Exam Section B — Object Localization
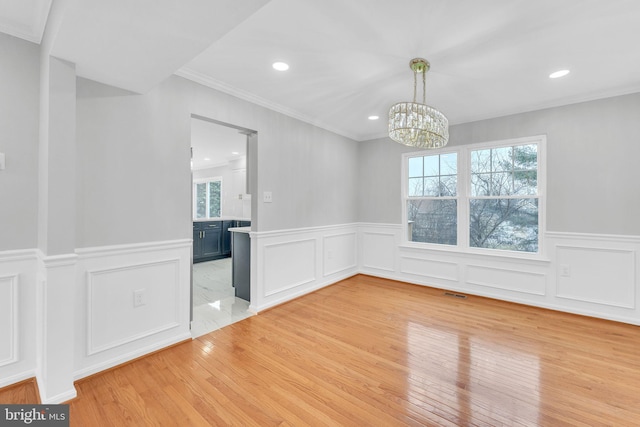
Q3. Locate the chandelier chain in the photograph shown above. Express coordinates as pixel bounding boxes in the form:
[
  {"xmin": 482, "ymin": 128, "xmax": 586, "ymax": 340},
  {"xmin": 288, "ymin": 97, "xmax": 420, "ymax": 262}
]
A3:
[
  {"xmin": 422, "ymin": 67, "xmax": 426, "ymax": 104},
  {"xmin": 413, "ymin": 68, "xmax": 418, "ymax": 104}
]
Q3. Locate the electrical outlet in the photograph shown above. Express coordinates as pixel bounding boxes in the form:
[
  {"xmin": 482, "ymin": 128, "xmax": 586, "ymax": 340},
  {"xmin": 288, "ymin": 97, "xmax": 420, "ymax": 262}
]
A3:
[
  {"xmin": 133, "ymin": 289, "xmax": 146, "ymax": 307},
  {"xmin": 263, "ymin": 191, "xmax": 273, "ymax": 203},
  {"xmin": 560, "ymin": 265, "xmax": 571, "ymax": 277}
]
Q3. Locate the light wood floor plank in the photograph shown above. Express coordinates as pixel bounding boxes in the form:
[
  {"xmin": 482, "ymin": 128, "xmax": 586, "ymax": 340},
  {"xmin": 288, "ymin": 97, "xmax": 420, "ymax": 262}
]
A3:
[{"xmin": 2, "ymin": 274, "xmax": 640, "ymax": 426}]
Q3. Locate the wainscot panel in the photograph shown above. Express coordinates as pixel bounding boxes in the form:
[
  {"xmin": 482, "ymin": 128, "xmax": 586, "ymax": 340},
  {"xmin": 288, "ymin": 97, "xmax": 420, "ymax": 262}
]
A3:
[
  {"xmin": 74, "ymin": 240, "xmax": 192, "ymax": 380},
  {"xmin": 263, "ymin": 239, "xmax": 316, "ymax": 297},
  {"xmin": 0, "ymin": 250, "xmax": 37, "ymax": 389},
  {"xmin": 323, "ymin": 232, "xmax": 357, "ymax": 277},
  {"xmin": 555, "ymin": 245, "xmax": 635, "ymax": 308},
  {"xmin": 252, "ymin": 224, "xmax": 359, "ymax": 312},
  {"xmin": 359, "ymin": 225, "xmax": 400, "ymax": 273},
  {"xmin": 547, "ymin": 233, "xmax": 640, "ymax": 324},
  {"xmin": 0, "ymin": 275, "xmax": 18, "ymax": 367},
  {"xmin": 400, "ymin": 256, "xmax": 459, "ymax": 283},
  {"xmin": 466, "ymin": 264, "xmax": 546, "ymax": 296},
  {"xmin": 87, "ymin": 259, "xmax": 181, "ymax": 355}
]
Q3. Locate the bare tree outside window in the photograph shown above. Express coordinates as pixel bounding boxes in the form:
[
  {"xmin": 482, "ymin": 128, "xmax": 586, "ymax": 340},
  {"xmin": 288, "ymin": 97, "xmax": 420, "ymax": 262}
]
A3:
[
  {"xmin": 407, "ymin": 153, "xmax": 457, "ymax": 245},
  {"xmin": 405, "ymin": 141, "xmax": 540, "ymax": 253},
  {"xmin": 469, "ymin": 144, "xmax": 538, "ymax": 252}
]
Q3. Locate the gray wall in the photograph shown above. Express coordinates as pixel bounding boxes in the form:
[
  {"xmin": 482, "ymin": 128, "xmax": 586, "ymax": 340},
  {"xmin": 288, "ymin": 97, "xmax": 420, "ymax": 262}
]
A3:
[
  {"xmin": 0, "ymin": 34, "xmax": 40, "ymax": 251},
  {"xmin": 358, "ymin": 92, "xmax": 640, "ymax": 236},
  {"xmin": 76, "ymin": 75, "xmax": 359, "ymax": 248}
]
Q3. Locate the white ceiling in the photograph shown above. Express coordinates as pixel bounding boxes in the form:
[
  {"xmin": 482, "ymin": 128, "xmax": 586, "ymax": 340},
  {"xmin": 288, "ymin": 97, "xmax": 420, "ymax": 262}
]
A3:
[
  {"xmin": 0, "ymin": 0, "xmax": 51, "ymax": 43},
  {"xmin": 3, "ymin": 0, "xmax": 640, "ymax": 141},
  {"xmin": 191, "ymin": 118, "xmax": 247, "ymax": 170}
]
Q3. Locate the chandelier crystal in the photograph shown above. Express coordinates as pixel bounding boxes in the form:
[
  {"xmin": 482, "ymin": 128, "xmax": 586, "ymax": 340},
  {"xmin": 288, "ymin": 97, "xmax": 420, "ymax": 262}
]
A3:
[{"xmin": 388, "ymin": 58, "xmax": 449, "ymax": 149}]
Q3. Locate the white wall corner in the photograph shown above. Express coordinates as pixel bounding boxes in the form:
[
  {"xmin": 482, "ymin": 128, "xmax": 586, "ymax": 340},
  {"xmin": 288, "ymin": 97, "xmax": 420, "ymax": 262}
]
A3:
[{"xmin": 36, "ymin": 251, "xmax": 78, "ymax": 403}]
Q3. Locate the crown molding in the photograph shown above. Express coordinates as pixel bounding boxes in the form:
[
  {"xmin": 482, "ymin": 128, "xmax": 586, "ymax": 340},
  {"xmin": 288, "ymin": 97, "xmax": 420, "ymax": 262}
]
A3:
[{"xmin": 174, "ymin": 67, "xmax": 361, "ymax": 142}]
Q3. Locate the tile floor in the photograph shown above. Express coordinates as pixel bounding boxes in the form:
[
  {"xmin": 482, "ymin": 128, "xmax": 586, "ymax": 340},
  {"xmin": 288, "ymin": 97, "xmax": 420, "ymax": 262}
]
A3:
[{"xmin": 191, "ymin": 258, "xmax": 253, "ymax": 338}]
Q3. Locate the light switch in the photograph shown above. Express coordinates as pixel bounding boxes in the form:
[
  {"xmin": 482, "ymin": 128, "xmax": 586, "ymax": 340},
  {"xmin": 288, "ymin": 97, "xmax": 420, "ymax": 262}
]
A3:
[
  {"xmin": 0, "ymin": 153, "xmax": 5, "ymax": 170},
  {"xmin": 263, "ymin": 191, "xmax": 273, "ymax": 203}
]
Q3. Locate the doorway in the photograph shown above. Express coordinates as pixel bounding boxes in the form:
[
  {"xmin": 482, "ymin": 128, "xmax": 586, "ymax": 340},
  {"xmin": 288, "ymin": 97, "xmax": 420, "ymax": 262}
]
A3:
[{"xmin": 190, "ymin": 115, "xmax": 254, "ymax": 338}]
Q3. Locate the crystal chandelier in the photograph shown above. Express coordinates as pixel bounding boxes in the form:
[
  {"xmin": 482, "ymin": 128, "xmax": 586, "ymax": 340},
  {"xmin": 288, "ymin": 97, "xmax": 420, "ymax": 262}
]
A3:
[{"xmin": 388, "ymin": 58, "xmax": 449, "ymax": 149}]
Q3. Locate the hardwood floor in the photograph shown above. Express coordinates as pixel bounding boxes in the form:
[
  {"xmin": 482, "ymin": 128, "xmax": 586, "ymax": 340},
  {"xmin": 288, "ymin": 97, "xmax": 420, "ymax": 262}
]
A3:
[{"xmin": 3, "ymin": 274, "xmax": 640, "ymax": 426}]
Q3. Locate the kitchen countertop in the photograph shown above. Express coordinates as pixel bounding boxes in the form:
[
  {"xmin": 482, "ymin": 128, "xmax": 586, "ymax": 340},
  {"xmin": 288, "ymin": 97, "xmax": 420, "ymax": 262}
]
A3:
[
  {"xmin": 193, "ymin": 217, "xmax": 251, "ymax": 222},
  {"xmin": 228, "ymin": 226, "xmax": 251, "ymax": 233}
]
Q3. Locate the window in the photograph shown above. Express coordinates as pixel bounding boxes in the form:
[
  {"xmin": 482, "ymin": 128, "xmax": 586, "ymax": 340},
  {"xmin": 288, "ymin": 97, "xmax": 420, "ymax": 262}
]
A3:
[
  {"xmin": 470, "ymin": 143, "xmax": 539, "ymax": 252},
  {"xmin": 403, "ymin": 136, "xmax": 544, "ymax": 255},
  {"xmin": 406, "ymin": 152, "xmax": 458, "ymax": 245},
  {"xmin": 194, "ymin": 178, "xmax": 222, "ymax": 219}
]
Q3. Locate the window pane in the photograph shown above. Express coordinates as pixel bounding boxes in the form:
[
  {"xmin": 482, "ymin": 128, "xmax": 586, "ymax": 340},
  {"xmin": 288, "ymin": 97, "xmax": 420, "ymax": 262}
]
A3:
[
  {"xmin": 424, "ymin": 155, "xmax": 439, "ymax": 176},
  {"xmin": 440, "ymin": 175, "xmax": 457, "ymax": 197},
  {"xmin": 471, "ymin": 173, "xmax": 491, "ymax": 196},
  {"xmin": 408, "ymin": 157, "xmax": 423, "ymax": 178},
  {"xmin": 514, "ymin": 144, "xmax": 537, "ymax": 170},
  {"xmin": 514, "ymin": 170, "xmax": 537, "ymax": 195},
  {"xmin": 469, "ymin": 198, "xmax": 538, "ymax": 252},
  {"xmin": 423, "ymin": 177, "xmax": 439, "ymax": 196},
  {"xmin": 408, "ymin": 178, "xmax": 423, "ymax": 197},
  {"xmin": 408, "ymin": 199, "xmax": 457, "ymax": 245},
  {"xmin": 440, "ymin": 153, "xmax": 457, "ymax": 175},
  {"xmin": 491, "ymin": 172, "xmax": 513, "ymax": 195},
  {"xmin": 195, "ymin": 183, "xmax": 207, "ymax": 219},
  {"xmin": 208, "ymin": 181, "xmax": 221, "ymax": 218},
  {"xmin": 471, "ymin": 149, "xmax": 491, "ymax": 173},
  {"xmin": 492, "ymin": 146, "xmax": 513, "ymax": 172}
]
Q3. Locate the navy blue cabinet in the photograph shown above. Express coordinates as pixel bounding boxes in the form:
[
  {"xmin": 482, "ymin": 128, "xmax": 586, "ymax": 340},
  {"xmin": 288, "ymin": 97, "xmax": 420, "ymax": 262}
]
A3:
[
  {"xmin": 231, "ymin": 230, "xmax": 251, "ymax": 302},
  {"xmin": 193, "ymin": 220, "xmax": 249, "ymax": 263},
  {"xmin": 193, "ymin": 221, "xmax": 223, "ymax": 262}
]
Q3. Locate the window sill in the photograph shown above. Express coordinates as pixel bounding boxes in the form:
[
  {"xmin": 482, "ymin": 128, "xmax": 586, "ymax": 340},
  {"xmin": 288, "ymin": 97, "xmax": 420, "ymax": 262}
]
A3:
[{"xmin": 399, "ymin": 242, "xmax": 551, "ymax": 264}]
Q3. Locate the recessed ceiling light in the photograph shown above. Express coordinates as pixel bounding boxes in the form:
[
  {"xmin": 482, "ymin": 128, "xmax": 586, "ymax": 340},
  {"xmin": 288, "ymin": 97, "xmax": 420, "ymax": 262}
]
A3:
[
  {"xmin": 272, "ymin": 62, "xmax": 289, "ymax": 71},
  {"xmin": 368, "ymin": 115, "xmax": 379, "ymax": 120},
  {"xmin": 204, "ymin": 157, "xmax": 210, "ymax": 161},
  {"xmin": 549, "ymin": 69, "xmax": 570, "ymax": 79},
  {"xmin": 231, "ymin": 151, "xmax": 239, "ymax": 155}
]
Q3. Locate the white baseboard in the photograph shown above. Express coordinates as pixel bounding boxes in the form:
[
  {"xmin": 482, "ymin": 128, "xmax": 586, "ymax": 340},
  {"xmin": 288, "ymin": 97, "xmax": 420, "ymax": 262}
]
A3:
[
  {"xmin": 0, "ymin": 370, "xmax": 36, "ymax": 389},
  {"xmin": 358, "ymin": 223, "xmax": 640, "ymax": 326},
  {"xmin": 73, "ymin": 332, "xmax": 192, "ymax": 381}
]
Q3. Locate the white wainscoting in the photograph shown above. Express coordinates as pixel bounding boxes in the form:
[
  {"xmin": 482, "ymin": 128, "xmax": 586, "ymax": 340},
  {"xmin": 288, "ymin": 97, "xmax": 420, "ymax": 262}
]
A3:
[
  {"xmin": 87, "ymin": 259, "xmax": 182, "ymax": 355},
  {"xmin": 358, "ymin": 224, "xmax": 640, "ymax": 326},
  {"xmin": 252, "ymin": 224, "xmax": 359, "ymax": 311},
  {"xmin": 0, "ymin": 274, "xmax": 18, "ymax": 367},
  {"xmin": 263, "ymin": 238, "xmax": 317, "ymax": 297},
  {"xmin": 547, "ymin": 233, "xmax": 640, "ymax": 324},
  {"xmin": 555, "ymin": 245, "xmax": 635, "ymax": 308},
  {"xmin": 323, "ymin": 232, "xmax": 357, "ymax": 277},
  {"xmin": 0, "ymin": 250, "xmax": 38, "ymax": 388},
  {"xmin": 465, "ymin": 264, "xmax": 546, "ymax": 296},
  {"xmin": 359, "ymin": 224, "xmax": 399, "ymax": 273},
  {"xmin": 74, "ymin": 240, "xmax": 192, "ymax": 380}
]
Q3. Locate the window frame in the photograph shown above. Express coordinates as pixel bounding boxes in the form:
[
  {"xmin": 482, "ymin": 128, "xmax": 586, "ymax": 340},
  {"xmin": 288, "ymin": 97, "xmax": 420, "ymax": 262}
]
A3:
[
  {"xmin": 404, "ymin": 149, "xmax": 460, "ymax": 247},
  {"xmin": 401, "ymin": 135, "xmax": 546, "ymax": 259},
  {"xmin": 193, "ymin": 176, "xmax": 223, "ymax": 220}
]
